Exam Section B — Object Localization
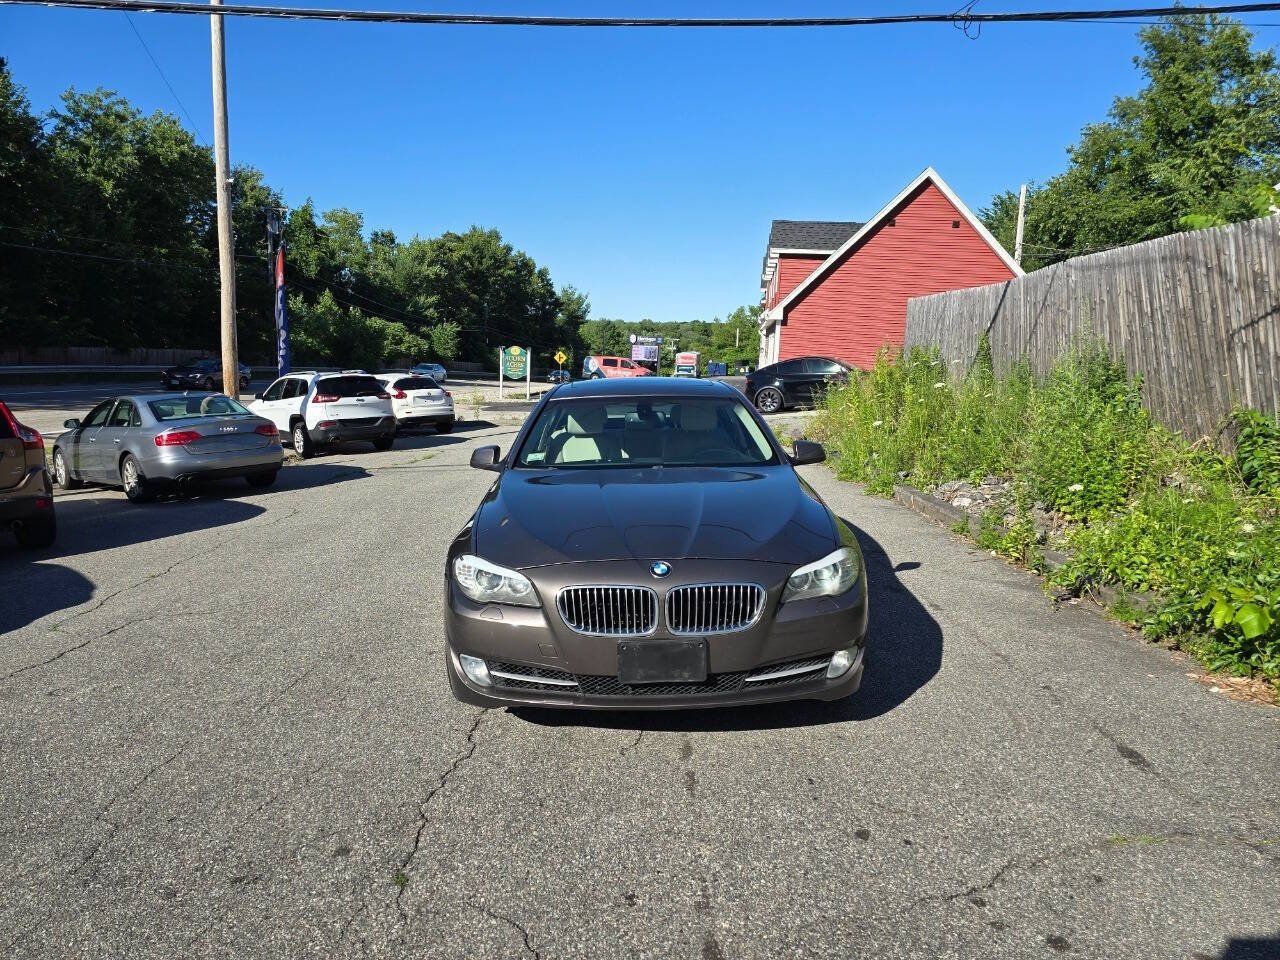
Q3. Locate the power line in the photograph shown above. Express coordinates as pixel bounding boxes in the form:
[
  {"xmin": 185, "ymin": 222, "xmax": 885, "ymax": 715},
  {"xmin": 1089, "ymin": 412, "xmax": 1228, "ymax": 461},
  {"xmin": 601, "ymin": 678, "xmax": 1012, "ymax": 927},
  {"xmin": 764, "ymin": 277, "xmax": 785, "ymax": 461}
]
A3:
[
  {"xmin": 5, "ymin": 0, "xmax": 1280, "ymax": 28},
  {"xmin": 121, "ymin": 12, "xmax": 209, "ymax": 143}
]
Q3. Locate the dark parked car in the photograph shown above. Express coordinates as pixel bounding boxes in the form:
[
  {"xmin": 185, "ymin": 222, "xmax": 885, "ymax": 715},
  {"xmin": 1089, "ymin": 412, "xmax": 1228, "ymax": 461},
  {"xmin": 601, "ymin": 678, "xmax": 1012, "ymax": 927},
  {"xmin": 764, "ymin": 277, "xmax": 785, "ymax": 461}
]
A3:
[
  {"xmin": 0, "ymin": 400, "xmax": 56, "ymax": 548},
  {"xmin": 443, "ymin": 377, "xmax": 868, "ymax": 709},
  {"xmin": 547, "ymin": 369, "xmax": 572, "ymax": 384},
  {"xmin": 161, "ymin": 357, "xmax": 252, "ymax": 393},
  {"xmin": 745, "ymin": 356, "xmax": 851, "ymax": 413}
]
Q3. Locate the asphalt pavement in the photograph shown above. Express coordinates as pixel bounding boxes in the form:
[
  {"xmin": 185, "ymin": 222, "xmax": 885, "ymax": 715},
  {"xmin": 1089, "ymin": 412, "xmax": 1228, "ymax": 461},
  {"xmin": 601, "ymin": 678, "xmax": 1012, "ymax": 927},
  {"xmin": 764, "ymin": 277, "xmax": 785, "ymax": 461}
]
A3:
[{"xmin": 1, "ymin": 411, "xmax": 1277, "ymax": 959}]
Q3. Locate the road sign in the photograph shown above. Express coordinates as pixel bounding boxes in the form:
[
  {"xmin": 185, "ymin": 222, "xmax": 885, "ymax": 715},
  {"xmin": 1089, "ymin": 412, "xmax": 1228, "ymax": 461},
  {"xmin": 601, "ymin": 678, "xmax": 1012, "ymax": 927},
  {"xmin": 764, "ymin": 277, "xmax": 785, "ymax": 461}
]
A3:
[
  {"xmin": 554, "ymin": 350, "xmax": 567, "ymax": 366},
  {"xmin": 501, "ymin": 346, "xmax": 528, "ymax": 380}
]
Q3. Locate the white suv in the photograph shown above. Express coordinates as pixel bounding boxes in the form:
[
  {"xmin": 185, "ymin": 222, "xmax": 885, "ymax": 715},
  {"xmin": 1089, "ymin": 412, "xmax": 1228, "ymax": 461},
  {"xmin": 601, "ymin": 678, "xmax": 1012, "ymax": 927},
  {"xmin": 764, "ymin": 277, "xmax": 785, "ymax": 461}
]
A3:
[
  {"xmin": 375, "ymin": 373, "xmax": 455, "ymax": 433},
  {"xmin": 249, "ymin": 371, "xmax": 396, "ymax": 458}
]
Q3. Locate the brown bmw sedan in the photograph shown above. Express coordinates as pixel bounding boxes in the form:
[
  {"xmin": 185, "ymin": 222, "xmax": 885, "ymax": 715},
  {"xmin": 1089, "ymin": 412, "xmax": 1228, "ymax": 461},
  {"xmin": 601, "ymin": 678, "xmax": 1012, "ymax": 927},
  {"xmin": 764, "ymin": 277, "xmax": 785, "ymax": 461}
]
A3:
[{"xmin": 444, "ymin": 377, "xmax": 868, "ymax": 709}]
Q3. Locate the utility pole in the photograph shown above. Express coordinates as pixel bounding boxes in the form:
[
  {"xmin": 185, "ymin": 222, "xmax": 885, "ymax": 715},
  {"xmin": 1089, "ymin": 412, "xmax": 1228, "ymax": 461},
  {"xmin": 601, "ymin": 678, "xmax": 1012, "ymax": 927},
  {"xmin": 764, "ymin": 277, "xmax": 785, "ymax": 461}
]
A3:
[
  {"xmin": 211, "ymin": 0, "xmax": 239, "ymax": 398},
  {"xmin": 1013, "ymin": 183, "xmax": 1027, "ymax": 267}
]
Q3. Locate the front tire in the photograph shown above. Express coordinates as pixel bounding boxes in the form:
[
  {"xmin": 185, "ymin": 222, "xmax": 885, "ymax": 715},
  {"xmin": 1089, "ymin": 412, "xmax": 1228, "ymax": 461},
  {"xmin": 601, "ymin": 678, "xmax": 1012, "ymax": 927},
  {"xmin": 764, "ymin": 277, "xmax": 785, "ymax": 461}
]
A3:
[
  {"xmin": 292, "ymin": 422, "xmax": 315, "ymax": 459},
  {"xmin": 53, "ymin": 448, "xmax": 81, "ymax": 490},
  {"xmin": 373, "ymin": 435, "xmax": 394, "ymax": 452},
  {"xmin": 120, "ymin": 454, "xmax": 153, "ymax": 503},
  {"xmin": 15, "ymin": 513, "xmax": 56, "ymax": 549},
  {"xmin": 435, "ymin": 419, "xmax": 454, "ymax": 434},
  {"xmin": 754, "ymin": 386, "xmax": 784, "ymax": 414},
  {"xmin": 246, "ymin": 471, "xmax": 277, "ymax": 489}
]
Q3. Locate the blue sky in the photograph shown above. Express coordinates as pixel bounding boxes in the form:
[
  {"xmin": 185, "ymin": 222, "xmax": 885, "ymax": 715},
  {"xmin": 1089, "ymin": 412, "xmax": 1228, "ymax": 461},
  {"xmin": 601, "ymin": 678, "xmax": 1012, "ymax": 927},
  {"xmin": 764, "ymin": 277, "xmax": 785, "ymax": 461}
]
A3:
[{"xmin": 4, "ymin": 2, "xmax": 1279, "ymax": 323}]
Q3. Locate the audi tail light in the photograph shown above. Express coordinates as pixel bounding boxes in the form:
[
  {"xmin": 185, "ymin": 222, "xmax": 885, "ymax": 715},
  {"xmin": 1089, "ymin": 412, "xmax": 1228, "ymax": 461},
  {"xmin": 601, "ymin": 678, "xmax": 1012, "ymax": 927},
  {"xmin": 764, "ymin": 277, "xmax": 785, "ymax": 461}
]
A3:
[
  {"xmin": 155, "ymin": 430, "xmax": 201, "ymax": 447},
  {"xmin": 254, "ymin": 424, "xmax": 279, "ymax": 438}
]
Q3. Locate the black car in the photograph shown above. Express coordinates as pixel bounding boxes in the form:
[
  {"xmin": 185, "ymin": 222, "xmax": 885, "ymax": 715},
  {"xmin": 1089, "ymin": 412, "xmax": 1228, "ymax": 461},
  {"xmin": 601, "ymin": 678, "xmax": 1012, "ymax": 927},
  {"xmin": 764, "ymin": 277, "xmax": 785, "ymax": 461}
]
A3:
[
  {"xmin": 547, "ymin": 370, "xmax": 572, "ymax": 384},
  {"xmin": 444, "ymin": 377, "xmax": 867, "ymax": 710},
  {"xmin": 745, "ymin": 356, "xmax": 851, "ymax": 414},
  {"xmin": 161, "ymin": 357, "xmax": 251, "ymax": 393}
]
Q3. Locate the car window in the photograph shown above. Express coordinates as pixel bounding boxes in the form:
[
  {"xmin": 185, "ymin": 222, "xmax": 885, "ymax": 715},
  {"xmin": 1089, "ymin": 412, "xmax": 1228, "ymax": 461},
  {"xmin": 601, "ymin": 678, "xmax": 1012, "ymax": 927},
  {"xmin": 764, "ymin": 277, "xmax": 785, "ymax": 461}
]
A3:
[
  {"xmin": 82, "ymin": 401, "xmax": 113, "ymax": 428},
  {"xmin": 282, "ymin": 378, "xmax": 306, "ymax": 400},
  {"xmin": 603, "ymin": 358, "xmax": 618, "ymax": 367},
  {"xmin": 809, "ymin": 358, "xmax": 846, "ymax": 375},
  {"xmin": 620, "ymin": 359, "xmax": 635, "ymax": 368},
  {"xmin": 315, "ymin": 375, "xmax": 384, "ymax": 398},
  {"xmin": 395, "ymin": 377, "xmax": 439, "ymax": 390},
  {"xmin": 514, "ymin": 397, "xmax": 778, "ymax": 468},
  {"xmin": 108, "ymin": 400, "xmax": 134, "ymax": 427},
  {"xmin": 262, "ymin": 379, "xmax": 287, "ymax": 402},
  {"xmin": 148, "ymin": 396, "xmax": 251, "ymax": 421},
  {"xmin": 776, "ymin": 359, "xmax": 804, "ymax": 375}
]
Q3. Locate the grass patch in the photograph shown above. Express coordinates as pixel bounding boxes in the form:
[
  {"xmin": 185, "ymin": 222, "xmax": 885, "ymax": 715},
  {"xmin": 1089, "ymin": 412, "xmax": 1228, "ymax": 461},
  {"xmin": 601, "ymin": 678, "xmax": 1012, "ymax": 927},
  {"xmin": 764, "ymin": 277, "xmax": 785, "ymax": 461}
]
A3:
[{"xmin": 811, "ymin": 338, "xmax": 1280, "ymax": 683}]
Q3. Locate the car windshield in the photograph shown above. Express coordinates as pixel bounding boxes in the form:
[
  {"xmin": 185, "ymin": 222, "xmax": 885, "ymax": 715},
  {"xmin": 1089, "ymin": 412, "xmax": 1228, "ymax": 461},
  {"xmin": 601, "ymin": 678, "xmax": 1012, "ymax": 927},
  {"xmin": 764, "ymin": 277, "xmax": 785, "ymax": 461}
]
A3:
[
  {"xmin": 514, "ymin": 397, "xmax": 777, "ymax": 468},
  {"xmin": 148, "ymin": 395, "xmax": 250, "ymax": 421}
]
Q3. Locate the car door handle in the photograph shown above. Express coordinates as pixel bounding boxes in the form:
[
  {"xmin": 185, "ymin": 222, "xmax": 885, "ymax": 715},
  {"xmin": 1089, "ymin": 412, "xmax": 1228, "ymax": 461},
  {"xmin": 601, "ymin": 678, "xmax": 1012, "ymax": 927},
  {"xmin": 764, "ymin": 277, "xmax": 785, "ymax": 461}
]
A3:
[
  {"xmin": 88, "ymin": 437, "xmax": 96, "ymax": 442},
  {"xmin": 113, "ymin": 438, "xmax": 121, "ymax": 443}
]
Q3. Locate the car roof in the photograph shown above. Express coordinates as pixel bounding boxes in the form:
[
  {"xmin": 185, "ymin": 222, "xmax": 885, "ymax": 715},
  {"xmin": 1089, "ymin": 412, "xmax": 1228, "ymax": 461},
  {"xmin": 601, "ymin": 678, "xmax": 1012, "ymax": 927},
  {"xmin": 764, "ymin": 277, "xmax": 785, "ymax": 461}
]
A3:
[{"xmin": 551, "ymin": 376, "xmax": 736, "ymax": 399}]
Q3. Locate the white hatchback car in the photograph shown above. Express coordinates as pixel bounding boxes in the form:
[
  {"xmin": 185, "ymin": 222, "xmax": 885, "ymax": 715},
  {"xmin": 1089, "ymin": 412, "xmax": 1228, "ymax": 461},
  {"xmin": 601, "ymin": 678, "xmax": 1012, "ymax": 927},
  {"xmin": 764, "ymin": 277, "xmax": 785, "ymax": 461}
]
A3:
[
  {"xmin": 376, "ymin": 373, "xmax": 455, "ymax": 433},
  {"xmin": 250, "ymin": 371, "xmax": 396, "ymax": 458}
]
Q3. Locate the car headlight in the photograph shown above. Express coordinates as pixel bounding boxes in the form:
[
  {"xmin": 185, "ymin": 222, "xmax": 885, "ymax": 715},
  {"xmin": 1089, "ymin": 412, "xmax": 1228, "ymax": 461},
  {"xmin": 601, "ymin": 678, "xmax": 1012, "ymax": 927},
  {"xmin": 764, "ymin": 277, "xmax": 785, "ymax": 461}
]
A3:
[
  {"xmin": 453, "ymin": 554, "xmax": 538, "ymax": 606},
  {"xmin": 782, "ymin": 546, "xmax": 861, "ymax": 603}
]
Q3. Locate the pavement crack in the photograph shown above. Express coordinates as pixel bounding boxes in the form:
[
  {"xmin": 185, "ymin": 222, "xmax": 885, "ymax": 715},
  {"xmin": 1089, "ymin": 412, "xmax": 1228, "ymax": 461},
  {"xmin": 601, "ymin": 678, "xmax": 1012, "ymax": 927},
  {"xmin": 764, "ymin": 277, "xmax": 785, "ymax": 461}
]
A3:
[
  {"xmin": 395, "ymin": 709, "xmax": 491, "ymax": 920},
  {"xmin": 621, "ymin": 729, "xmax": 645, "ymax": 754},
  {"xmin": 468, "ymin": 902, "xmax": 541, "ymax": 959},
  {"xmin": 3, "ymin": 610, "xmax": 216, "ymax": 682},
  {"xmin": 255, "ymin": 660, "xmax": 321, "ymax": 713}
]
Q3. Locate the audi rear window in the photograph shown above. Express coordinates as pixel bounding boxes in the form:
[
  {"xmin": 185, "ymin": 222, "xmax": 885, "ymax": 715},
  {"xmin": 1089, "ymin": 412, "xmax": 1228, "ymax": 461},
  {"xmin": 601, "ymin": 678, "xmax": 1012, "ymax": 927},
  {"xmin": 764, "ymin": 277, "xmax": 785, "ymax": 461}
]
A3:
[
  {"xmin": 149, "ymin": 396, "xmax": 250, "ymax": 421},
  {"xmin": 316, "ymin": 376, "xmax": 384, "ymax": 397}
]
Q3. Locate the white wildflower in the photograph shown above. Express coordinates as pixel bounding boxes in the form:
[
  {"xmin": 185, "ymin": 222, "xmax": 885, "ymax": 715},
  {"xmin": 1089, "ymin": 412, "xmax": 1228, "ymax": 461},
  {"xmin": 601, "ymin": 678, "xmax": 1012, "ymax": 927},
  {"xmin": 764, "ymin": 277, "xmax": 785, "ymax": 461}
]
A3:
[
  {"xmin": 983, "ymin": 392, "xmax": 993, "ymax": 399},
  {"xmin": 1241, "ymin": 522, "xmax": 1256, "ymax": 534},
  {"xmin": 871, "ymin": 452, "xmax": 879, "ymax": 459},
  {"xmin": 933, "ymin": 382, "xmax": 947, "ymax": 389},
  {"xmin": 1068, "ymin": 483, "xmax": 1084, "ymax": 493},
  {"xmin": 872, "ymin": 420, "xmax": 883, "ymax": 428}
]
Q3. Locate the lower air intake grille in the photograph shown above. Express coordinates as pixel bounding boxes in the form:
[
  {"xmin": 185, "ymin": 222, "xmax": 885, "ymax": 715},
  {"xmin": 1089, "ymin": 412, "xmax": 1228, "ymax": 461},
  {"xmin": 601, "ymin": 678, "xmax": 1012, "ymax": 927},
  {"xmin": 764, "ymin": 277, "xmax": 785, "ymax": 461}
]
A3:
[
  {"xmin": 665, "ymin": 583, "xmax": 766, "ymax": 635},
  {"xmin": 557, "ymin": 586, "xmax": 657, "ymax": 636},
  {"xmin": 487, "ymin": 655, "xmax": 830, "ymax": 698}
]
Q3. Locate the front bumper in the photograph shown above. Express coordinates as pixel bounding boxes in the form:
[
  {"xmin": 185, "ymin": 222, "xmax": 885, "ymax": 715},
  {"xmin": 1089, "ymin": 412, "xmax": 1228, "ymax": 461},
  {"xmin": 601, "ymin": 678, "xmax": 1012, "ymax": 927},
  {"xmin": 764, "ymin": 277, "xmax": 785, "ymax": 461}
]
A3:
[
  {"xmin": 0, "ymin": 467, "xmax": 54, "ymax": 523},
  {"xmin": 312, "ymin": 417, "xmax": 395, "ymax": 443},
  {"xmin": 443, "ymin": 558, "xmax": 868, "ymax": 710}
]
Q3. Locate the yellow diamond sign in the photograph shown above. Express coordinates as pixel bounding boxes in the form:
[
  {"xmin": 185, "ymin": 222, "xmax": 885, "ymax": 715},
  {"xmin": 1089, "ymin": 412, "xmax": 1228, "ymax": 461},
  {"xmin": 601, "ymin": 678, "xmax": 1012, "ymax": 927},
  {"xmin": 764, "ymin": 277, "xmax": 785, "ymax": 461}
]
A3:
[{"xmin": 554, "ymin": 351, "xmax": 567, "ymax": 366}]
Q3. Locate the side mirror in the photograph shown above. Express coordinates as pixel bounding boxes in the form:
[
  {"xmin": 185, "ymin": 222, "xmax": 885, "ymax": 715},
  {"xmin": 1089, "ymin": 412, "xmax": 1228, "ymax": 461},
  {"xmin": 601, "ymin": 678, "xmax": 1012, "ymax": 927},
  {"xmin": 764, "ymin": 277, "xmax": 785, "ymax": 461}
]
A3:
[
  {"xmin": 253, "ymin": 392, "xmax": 264, "ymax": 400},
  {"xmin": 64, "ymin": 418, "xmax": 81, "ymax": 430},
  {"xmin": 470, "ymin": 445, "xmax": 504, "ymax": 472},
  {"xmin": 789, "ymin": 440, "xmax": 826, "ymax": 466}
]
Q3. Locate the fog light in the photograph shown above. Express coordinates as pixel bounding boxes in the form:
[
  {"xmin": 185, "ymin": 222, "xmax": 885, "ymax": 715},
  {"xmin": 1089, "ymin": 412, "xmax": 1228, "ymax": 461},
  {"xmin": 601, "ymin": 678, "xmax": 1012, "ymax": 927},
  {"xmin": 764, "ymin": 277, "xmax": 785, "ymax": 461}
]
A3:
[
  {"xmin": 458, "ymin": 654, "xmax": 493, "ymax": 688},
  {"xmin": 827, "ymin": 648, "xmax": 857, "ymax": 679}
]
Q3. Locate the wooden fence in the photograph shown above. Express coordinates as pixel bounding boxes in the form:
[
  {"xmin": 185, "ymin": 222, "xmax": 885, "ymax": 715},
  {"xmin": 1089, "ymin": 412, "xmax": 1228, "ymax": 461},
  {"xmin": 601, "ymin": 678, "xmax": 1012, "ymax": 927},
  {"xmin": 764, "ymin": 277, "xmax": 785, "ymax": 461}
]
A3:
[{"xmin": 905, "ymin": 214, "xmax": 1280, "ymax": 441}]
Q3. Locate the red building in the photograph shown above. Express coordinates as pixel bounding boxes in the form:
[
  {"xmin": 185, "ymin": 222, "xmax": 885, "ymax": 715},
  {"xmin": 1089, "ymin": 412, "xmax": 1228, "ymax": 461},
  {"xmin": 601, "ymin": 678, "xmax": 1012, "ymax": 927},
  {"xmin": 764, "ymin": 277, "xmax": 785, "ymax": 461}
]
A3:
[{"xmin": 758, "ymin": 167, "xmax": 1021, "ymax": 369}]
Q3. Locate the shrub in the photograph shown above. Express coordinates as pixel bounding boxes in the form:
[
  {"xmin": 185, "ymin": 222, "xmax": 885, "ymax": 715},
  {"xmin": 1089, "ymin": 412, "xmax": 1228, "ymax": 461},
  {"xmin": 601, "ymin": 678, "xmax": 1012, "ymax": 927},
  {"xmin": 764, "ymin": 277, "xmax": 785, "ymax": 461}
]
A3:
[{"xmin": 812, "ymin": 340, "xmax": 1280, "ymax": 682}]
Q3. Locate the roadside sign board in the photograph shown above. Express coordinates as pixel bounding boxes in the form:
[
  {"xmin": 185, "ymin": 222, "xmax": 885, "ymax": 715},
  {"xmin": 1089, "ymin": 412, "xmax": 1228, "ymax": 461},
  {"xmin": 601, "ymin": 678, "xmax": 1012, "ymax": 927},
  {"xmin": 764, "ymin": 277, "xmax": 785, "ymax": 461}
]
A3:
[
  {"xmin": 629, "ymin": 334, "xmax": 663, "ymax": 346},
  {"xmin": 501, "ymin": 346, "xmax": 528, "ymax": 380},
  {"xmin": 631, "ymin": 344, "xmax": 660, "ymax": 362},
  {"xmin": 554, "ymin": 350, "xmax": 567, "ymax": 366}
]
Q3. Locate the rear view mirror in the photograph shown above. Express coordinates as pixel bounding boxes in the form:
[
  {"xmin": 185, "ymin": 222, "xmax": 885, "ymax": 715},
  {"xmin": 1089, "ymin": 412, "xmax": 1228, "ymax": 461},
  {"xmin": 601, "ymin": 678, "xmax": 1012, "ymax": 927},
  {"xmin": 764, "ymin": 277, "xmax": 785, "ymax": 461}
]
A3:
[
  {"xmin": 63, "ymin": 419, "xmax": 81, "ymax": 430},
  {"xmin": 470, "ymin": 445, "xmax": 503, "ymax": 472},
  {"xmin": 789, "ymin": 440, "xmax": 826, "ymax": 466}
]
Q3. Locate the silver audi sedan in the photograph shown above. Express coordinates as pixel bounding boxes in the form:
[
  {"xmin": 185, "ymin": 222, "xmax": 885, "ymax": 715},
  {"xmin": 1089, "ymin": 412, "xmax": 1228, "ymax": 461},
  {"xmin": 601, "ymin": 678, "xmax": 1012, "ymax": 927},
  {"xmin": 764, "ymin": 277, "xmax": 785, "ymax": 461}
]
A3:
[{"xmin": 51, "ymin": 393, "xmax": 284, "ymax": 502}]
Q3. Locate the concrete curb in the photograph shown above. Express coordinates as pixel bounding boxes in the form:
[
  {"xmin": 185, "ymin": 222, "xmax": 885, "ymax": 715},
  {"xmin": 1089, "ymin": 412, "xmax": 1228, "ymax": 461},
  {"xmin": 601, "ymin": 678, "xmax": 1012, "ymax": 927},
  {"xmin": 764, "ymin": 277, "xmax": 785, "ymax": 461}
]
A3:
[{"xmin": 890, "ymin": 483, "xmax": 1154, "ymax": 615}]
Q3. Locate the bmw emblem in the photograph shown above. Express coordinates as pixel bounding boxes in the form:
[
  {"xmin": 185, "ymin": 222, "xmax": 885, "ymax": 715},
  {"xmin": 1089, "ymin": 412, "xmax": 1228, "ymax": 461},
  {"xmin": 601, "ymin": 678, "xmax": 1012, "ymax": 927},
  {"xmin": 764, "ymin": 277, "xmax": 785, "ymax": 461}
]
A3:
[{"xmin": 650, "ymin": 561, "xmax": 671, "ymax": 579}]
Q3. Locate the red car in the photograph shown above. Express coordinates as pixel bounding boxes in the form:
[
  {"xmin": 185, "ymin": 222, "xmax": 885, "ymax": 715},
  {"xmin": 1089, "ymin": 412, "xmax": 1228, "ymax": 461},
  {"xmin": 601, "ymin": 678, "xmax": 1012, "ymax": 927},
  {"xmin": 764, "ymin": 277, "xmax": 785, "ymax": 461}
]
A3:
[{"xmin": 582, "ymin": 355, "xmax": 653, "ymax": 379}]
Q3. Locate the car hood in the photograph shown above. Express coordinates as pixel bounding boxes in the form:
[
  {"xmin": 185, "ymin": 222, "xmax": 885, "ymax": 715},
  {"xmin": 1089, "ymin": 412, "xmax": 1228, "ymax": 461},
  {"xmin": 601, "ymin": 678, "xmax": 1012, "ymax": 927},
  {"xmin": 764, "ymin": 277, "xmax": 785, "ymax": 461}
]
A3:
[{"xmin": 473, "ymin": 466, "xmax": 835, "ymax": 568}]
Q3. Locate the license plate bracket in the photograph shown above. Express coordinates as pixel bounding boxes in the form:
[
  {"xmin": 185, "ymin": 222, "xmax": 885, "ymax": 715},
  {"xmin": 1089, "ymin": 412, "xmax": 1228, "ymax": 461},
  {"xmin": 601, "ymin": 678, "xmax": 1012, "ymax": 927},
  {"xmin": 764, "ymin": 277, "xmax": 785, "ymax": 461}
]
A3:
[{"xmin": 617, "ymin": 638, "xmax": 708, "ymax": 685}]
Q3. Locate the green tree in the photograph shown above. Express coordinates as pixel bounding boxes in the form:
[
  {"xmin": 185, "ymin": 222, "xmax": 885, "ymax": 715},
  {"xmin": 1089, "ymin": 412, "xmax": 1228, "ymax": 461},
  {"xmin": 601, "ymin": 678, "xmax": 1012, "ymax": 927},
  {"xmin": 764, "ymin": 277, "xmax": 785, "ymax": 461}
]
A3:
[{"xmin": 984, "ymin": 15, "xmax": 1280, "ymax": 268}]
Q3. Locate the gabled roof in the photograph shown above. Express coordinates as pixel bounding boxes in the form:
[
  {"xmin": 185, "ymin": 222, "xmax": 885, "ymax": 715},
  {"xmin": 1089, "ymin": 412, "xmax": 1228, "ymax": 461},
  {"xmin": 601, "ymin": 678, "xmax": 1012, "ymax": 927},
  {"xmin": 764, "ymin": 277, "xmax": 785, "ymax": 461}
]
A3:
[
  {"xmin": 767, "ymin": 220, "xmax": 864, "ymax": 251},
  {"xmin": 765, "ymin": 167, "xmax": 1023, "ymax": 322},
  {"xmin": 761, "ymin": 220, "xmax": 863, "ymax": 282}
]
